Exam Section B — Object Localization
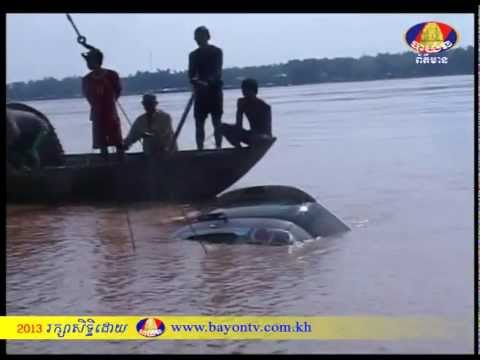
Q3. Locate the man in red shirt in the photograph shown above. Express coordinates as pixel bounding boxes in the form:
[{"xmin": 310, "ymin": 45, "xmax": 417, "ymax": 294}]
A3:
[{"xmin": 82, "ymin": 48, "xmax": 123, "ymax": 158}]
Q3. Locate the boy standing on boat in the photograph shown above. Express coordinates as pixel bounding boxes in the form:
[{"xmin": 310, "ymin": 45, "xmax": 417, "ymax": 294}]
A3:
[
  {"xmin": 188, "ymin": 26, "xmax": 224, "ymax": 150},
  {"xmin": 82, "ymin": 48, "xmax": 124, "ymax": 159},
  {"xmin": 220, "ymin": 78, "xmax": 273, "ymax": 148},
  {"xmin": 123, "ymin": 93, "xmax": 177, "ymax": 157}
]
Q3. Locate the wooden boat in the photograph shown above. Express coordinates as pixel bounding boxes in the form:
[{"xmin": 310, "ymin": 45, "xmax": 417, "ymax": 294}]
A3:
[
  {"xmin": 7, "ymin": 139, "xmax": 275, "ymax": 203},
  {"xmin": 6, "ymin": 102, "xmax": 276, "ymax": 203}
]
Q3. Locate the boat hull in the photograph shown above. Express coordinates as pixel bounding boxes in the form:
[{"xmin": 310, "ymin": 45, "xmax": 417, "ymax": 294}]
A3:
[{"xmin": 7, "ymin": 139, "xmax": 275, "ymax": 204}]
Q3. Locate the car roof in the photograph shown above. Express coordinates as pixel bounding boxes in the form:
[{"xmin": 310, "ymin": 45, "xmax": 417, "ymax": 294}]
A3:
[
  {"xmin": 216, "ymin": 185, "xmax": 316, "ymax": 208},
  {"xmin": 209, "ymin": 204, "xmax": 304, "ymax": 220}
]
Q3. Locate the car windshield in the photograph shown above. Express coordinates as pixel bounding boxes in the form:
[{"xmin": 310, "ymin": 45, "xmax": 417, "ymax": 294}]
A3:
[{"xmin": 187, "ymin": 233, "xmax": 239, "ymax": 242}]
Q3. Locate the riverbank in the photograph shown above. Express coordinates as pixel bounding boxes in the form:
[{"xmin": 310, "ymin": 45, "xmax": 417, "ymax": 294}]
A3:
[{"xmin": 7, "ymin": 72, "xmax": 472, "ymax": 103}]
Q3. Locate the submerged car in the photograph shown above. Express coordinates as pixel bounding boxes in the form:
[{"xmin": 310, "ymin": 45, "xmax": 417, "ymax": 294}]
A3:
[{"xmin": 171, "ymin": 186, "xmax": 350, "ymax": 246}]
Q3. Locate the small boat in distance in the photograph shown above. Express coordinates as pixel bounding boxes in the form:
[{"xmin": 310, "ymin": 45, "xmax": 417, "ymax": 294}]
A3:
[{"xmin": 6, "ymin": 103, "xmax": 276, "ymax": 203}]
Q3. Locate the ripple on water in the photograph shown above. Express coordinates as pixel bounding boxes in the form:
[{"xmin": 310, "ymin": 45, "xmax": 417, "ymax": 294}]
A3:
[{"xmin": 7, "ymin": 76, "xmax": 473, "ymax": 353}]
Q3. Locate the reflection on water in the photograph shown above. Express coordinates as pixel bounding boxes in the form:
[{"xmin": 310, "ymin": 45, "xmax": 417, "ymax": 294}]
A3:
[{"xmin": 7, "ymin": 75, "xmax": 473, "ymax": 353}]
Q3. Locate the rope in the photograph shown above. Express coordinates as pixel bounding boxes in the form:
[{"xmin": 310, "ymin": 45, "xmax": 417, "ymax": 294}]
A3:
[
  {"xmin": 116, "ymin": 101, "xmax": 133, "ymax": 128},
  {"xmin": 66, "ymin": 13, "xmax": 137, "ymax": 254},
  {"xmin": 115, "ymin": 102, "xmax": 137, "ymax": 254},
  {"xmin": 116, "ymin": 101, "xmax": 142, "ymax": 145},
  {"xmin": 66, "ymin": 13, "xmax": 206, "ymax": 254},
  {"xmin": 66, "ymin": 14, "xmax": 94, "ymax": 50},
  {"xmin": 126, "ymin": 209, "xmax": 136, "ymax": 252},
  {"xmin": 178, "ymin": 203, "xmax": 208, "ymax": 255},
  {"xmin": 116, "ymin": 95, "xmax": 207, "ymax": 255}
]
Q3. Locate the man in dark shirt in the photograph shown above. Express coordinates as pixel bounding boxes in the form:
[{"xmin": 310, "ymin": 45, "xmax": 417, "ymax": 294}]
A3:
[
  {"xmin": 220, "ymin": 78, "xmax": 273, "ymax": 148},
  {"xmin": 188, "ymin": 26, "xmax": 223, "ymax": 150}
]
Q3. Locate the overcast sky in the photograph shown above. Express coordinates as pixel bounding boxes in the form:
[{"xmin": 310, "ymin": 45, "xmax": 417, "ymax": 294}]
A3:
[{"xmin": 6, "ymin": 13, "xmax": 474, "ymax": 83}]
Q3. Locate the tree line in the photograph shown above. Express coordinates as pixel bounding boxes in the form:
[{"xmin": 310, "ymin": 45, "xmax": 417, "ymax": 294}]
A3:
[{"xmin": 6, "ymin": 46, "xmax": 474, "ymax": 101}]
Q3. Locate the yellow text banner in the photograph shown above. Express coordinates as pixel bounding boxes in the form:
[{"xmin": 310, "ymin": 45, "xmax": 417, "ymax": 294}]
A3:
[{"xmin": 0, "ymin": 316, "xmax": 460, "ymax": 340}]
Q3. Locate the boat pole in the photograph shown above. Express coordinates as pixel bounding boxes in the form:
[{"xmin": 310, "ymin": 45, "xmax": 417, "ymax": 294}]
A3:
[
  {"xmin": 169, "ymin": 93, "xmax": 194, "ymax": 152},
  {"xmin": 168, "ymin": 91, "xmax": 207, "ymax": 255}
]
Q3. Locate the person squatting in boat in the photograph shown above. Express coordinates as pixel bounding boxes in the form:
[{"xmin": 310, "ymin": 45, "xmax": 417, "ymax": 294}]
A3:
[
  {"xmin": 220, "ymin": 78, "xmax": 273, "ymax": 148},
  {"xmin": 122, "ymin": 93, "xmax": 177, "ymax": 158}
]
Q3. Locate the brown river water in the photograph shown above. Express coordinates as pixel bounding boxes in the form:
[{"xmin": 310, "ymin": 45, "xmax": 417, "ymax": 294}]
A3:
[{"xmin": 6, "ymin": 75, "xmax": 474, "ymax": 353}]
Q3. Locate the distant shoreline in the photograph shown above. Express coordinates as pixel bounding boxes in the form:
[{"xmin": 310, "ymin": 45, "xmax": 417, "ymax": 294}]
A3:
[
  {"xmin": 8, "ymin": 46, "xmax": 473, "ymax": 103},
  {"xmin": 9, "ymin": 73, "xmax": 472, "ymax": 103}
]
